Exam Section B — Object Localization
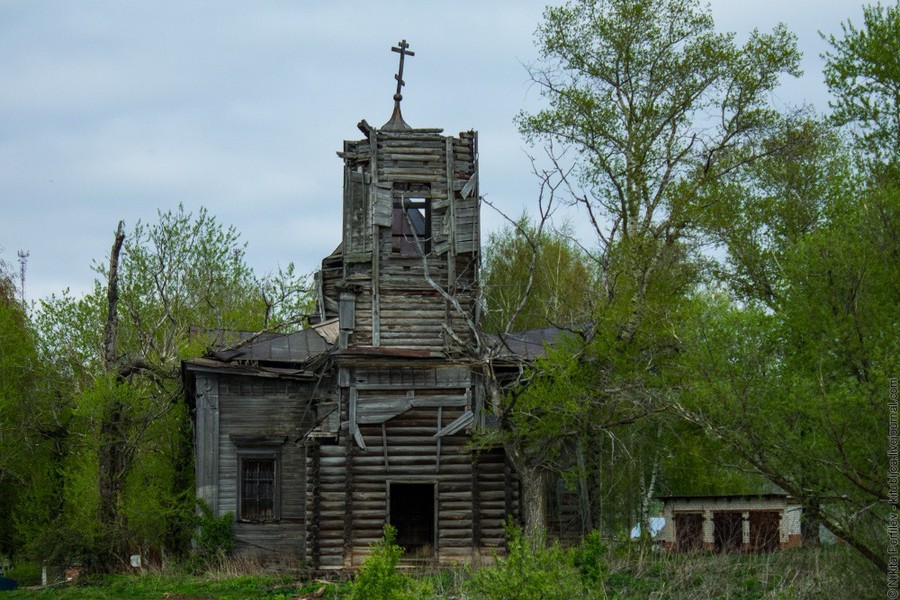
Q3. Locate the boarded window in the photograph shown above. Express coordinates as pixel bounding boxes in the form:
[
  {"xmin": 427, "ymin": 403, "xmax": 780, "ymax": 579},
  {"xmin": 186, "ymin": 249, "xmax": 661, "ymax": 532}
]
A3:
[
  {"xmin": 674, "ymin": 512, "xmax": 704, "ymax": 552},
  {"xmin": 713, "ymin": 512, "xmax": 743, "ymax": 553},
  {"xmin": 389, "ymin": 482, "xmax": 435, "ymax": 558},
  {"xmin": 239, "ymin": 456, "xmax": 277, "ymax": 521}
]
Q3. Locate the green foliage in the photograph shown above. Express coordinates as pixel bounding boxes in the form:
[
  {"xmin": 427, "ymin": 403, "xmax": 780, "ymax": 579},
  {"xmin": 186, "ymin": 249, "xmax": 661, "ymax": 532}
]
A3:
[
  {"xmin": 5, "ymin": 561, "xmax": 41, "ymax": 586},
  {"xmin": 683, "ymin": 82, "xmax": 899, "ymax": 570},
  {"xmin": 464, "ymin": 527, "xmax": 588, "ymax": 600},
  {"xmin": 1, "ymin": 572, "xmax": 323, "ymax": 599},
  {"xmin": 823, "ymin": 0, "xmax": 900, "ymax": 167},
  {"xmin": 347, "ymin": 525, "xmax": 433, "ymax": 600},
  {"xmin": 482, "ymin": 217, "xmax": 596, "ymax": 333},
  {"xmin": 0, "ymin": 267, "xmax": 46, "ymax": 560},
  {"xmin": 1, "ymin": 205, "xmax": 316, "ymax": 569},
  {"xmin": 0, "ymin": 546, "xmax": 877, "ymax": 599},
  {"xmin": 192, "ymin": 501, "xmax": 235, "ymax": 567},
  {"xmin": 571, "ymin": 530, "xmax": 607, "ymax": 586},
  {"xmin": 501, "ymin": 0, "xmax": 805, "ymax": 540},
  {"xmin": 519, "ymin": 0, "xmax": 800, "ymax": 236}
]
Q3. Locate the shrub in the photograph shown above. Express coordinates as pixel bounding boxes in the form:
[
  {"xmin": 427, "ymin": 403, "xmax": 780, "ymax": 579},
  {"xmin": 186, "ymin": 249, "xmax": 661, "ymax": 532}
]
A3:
[
  {"xmin": 5, "ymin": 561, "xmax": 41, "ymax": 586},
  {"xmin": 192, "ymin": 500, "xmax": 235, "ymax": 569},
  {"xmin": 348, "ymin": 524, "xmax": 433, "ymax": 600},
  {"xmin": 572, "ymin": 530, "xmax": 608, "ymax": 587},
  {"xmin": 464, "ymin": 526, "xmax": 587, "ymax": 600}
]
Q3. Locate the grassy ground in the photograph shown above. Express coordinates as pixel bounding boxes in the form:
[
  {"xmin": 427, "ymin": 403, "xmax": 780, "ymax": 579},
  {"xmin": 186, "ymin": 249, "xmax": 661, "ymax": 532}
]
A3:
[
  {"xmin": 1, "ymin": 544, "xmax": 881, "ymax": 599},
  {"xmin": 600, "ymin": 543, "xmax": 881, "ymax": 599}
]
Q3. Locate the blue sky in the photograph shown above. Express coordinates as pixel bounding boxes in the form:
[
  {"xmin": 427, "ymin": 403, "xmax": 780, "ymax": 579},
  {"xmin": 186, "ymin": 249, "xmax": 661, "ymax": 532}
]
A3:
[{"xmin": 0, "ymin": 0, "xmax": 864, "ymax": 302}]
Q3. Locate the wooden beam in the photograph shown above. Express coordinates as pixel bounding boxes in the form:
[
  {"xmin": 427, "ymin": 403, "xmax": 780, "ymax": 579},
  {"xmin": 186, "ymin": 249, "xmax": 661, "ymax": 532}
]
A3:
[
  {"xmin": 382, "ymin": 423, "xmax": 390, "ymax": 471},
  {"xmin": 369, "ymin": 129, "xmax": 381, "ymax": 347},
  {"xmin": 433, "ymin": 410, "xmax": 474, "ymax": 438},
  {"xmin": 349, "ymin": 387, "xmax": 366, "ymax": 450},
  {"xmin": 436, "ymin": 407, "xmax": 442, "ymax": 469}
]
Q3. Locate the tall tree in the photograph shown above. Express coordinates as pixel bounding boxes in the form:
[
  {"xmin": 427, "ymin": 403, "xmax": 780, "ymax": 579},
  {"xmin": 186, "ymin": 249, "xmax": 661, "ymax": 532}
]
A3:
[
  {"xmin": 503, "ymin": 0, "xmax": 802, "ymax": 537},
  {"xmin": 22, "ymin": 205, "xmax": 313, "ymax": 568},
  {"xmin": 0, "ymin": 261, "xmax": 38, "ymax": 558},
  {"xmin": 481, "ymin": 217, "xmax": 596, "ymax": 334},
  {"xmin": 823, "ymin": 0, "xmax": 900, "ymax": 169},
  {"xmin": 675, "ymin": 2, "xmax": 900, "ymax": 573}
]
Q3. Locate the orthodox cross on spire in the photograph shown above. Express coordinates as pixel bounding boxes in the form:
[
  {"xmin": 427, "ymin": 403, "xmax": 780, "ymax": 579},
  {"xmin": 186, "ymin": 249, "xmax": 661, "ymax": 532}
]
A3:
[
  {"xmin": 382, "ymin": 39, "xmax": 414, "ymax": 130},
  {"xmin": 392, "ymin": 39, "xmax": 414, "ymax": 102}
]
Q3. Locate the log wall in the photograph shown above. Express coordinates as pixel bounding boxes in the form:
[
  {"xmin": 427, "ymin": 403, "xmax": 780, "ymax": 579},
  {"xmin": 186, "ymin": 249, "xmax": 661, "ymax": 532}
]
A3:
[
  {"xmin": 306, "ymin": 363, "xmax": 519, "ymax": 570},
  {"xmin": 322, "ymin": 128, "xmax": 480, "ymax": 353}
]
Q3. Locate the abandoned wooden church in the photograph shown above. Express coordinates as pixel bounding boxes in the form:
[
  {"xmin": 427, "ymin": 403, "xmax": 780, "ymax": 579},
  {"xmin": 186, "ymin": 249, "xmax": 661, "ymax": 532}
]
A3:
[{"xmin": 183, "ymin": 41, "xmax": 523, "ymax": 570}]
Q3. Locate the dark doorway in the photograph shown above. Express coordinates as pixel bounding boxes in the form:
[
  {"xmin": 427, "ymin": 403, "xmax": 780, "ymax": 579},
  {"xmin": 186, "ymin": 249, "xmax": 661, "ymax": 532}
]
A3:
[
  {"xmin": 713, "ymin": 512, "xmax": 743, "ymax": 553},
  {"xmin": 749, "ymin": 511, "xmax": 781, "ymax": 552},
  {"xmin": 674, "ymin": 512, "xmax": 704, "ymax": 552},
  {"xmin": 389, "ymin": 483, "xmax": 435, "ymax": 558}
]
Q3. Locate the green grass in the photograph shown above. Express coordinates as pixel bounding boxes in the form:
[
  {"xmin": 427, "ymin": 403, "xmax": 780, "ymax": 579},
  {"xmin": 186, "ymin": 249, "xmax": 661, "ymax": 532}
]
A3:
[
  {"xmin": 1, "ymin": 544, "xmax": 881, "ymax": 599},
  {"xmin": 2, "ymin": 573, "xmax": 342, "ymax": 600}
]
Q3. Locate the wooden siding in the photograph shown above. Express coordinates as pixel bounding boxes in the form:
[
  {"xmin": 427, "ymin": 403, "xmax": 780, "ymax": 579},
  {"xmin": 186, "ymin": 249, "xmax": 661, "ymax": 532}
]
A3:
[
  {"xmin": 215, "ymin": 375, "xmax": 317, "ymax": 561},
  {"xmin": 191, "ymin": 123, "xmax": 523, "ymax": 574},
  {"xmin": 323, "ymin": 129, "xmax": 480, "ymax": 352},
  {"xmin": 306, "ymin": 364, "xmax": 519, "ymax": 570}
]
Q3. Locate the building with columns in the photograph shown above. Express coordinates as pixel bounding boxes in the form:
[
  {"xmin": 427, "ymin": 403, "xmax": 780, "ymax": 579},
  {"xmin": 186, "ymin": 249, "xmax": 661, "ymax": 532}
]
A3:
[{"xmin": 657, "ymin": 494, "xmax": 802, "ymax": 552}]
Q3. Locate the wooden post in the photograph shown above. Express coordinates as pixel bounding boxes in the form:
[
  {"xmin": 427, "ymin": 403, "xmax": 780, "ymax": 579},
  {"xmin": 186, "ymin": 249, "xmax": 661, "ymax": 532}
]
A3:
[
  {"xmin": 369, "ymin": 130, "xmax": 381, "ymax": 346},
  {"xmin": 195, "ymin": 374, "xmax": 220, "ymax": 514},
  {"xmin": 472, "ymin": 451, "xmax": 482, "ymax": 551},
  {"xmin": 309, "ymin": 443, "xmax": 321, "ymax": 570},
  {"xmin": 343, "ymin": 423, "xmax": 354, "ymax": 568}
]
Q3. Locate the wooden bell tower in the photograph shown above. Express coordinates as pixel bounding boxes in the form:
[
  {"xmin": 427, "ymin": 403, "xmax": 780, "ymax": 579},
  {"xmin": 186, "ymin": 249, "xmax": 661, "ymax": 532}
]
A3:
[{"xmin": 319, "ymin": 40, "xmax": 481, "ymax": 353}]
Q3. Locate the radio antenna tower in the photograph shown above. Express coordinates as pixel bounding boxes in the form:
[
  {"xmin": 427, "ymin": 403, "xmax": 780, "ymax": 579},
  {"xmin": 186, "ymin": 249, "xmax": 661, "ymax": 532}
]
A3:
[{"xmin": 17, "ymin": 250, "xmax": 29, "ymax": 305}]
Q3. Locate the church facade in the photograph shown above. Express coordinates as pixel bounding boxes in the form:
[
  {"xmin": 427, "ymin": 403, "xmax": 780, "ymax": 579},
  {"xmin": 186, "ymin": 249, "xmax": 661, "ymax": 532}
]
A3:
[{"xmin": 183, "ymin": 41, "xmax": 520, "ymax": 570}]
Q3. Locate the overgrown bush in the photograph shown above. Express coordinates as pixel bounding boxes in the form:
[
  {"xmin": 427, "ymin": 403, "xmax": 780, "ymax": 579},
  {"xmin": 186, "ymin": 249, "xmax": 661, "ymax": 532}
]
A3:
[
  {"xmin": 348, "ymin": 524, "xmax": 433, "ymax": 600},
  {"xmin": 572, "ymin": 530, "xmax": 607, "ymax": 587},
  {"xmin": 464, "ymin": 526, "xmax": 588, "ymax": 600},
  {"xmin": 5, "ymin": 561, "xmax": 41, "ymax": 586},
  {"xmin": 191, "ymin": 500, "xmax": 235, "ymax": 569}
]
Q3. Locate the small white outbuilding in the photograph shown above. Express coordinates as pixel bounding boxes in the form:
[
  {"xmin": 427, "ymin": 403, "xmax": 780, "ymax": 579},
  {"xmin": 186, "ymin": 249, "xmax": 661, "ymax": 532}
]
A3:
[{"xmin": 657, "ymin": 494, "xmax": 802, "ymax": 552}]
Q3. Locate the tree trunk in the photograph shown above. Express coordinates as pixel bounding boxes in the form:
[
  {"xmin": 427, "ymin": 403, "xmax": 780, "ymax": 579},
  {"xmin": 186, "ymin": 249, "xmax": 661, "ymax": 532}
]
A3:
[
  {"xmin": 98, "ymin": 222, "xmax": 126, "ymax": 569},
  {"xmin": 800, "ymin": 502, "xmax": 821, "ymax": 547},
  {"xmin": 102, "ymin": 221, "xmax": 125, "ymax": 372},
  {"xmin": 575, "ymin": 440, "xmax": 593, "ymax": 534},
  {"xmin": 638, "ymin": 456, "xmax": 659, "ymax": 543},
  {"xmin": 98, "ymin": 399, "xmax": 127, "ymax": 567},
  {"xmin": 507, "ymin": 445, "xmax": 548, "ymax": 541}
]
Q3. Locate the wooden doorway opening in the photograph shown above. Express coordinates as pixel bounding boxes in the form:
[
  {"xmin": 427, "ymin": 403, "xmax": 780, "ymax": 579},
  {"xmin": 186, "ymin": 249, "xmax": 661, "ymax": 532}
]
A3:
[{"xmin": 388, "ymin": 482, "xmax": 435, "ymax": 558}]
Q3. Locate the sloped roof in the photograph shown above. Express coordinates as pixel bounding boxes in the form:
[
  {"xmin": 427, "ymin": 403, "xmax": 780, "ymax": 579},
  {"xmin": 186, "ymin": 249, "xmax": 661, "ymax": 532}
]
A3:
[
  {"xmin": 489, "ymin": 326, "xmax": 565, "ymax": 360},
  {"xmin": 211, "ymin": 328, "xmax": 331, "ymax": 363},
  {"xmin": 186, "ymin": 320, "xmax": 336, "ymax": 368}
]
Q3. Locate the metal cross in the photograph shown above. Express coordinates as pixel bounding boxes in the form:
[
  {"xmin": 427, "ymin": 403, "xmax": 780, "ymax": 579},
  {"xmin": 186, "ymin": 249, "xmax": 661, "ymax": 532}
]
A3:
[{"xmin": 391, "ymin": 40, "xmax": 414, "ymax": 102}]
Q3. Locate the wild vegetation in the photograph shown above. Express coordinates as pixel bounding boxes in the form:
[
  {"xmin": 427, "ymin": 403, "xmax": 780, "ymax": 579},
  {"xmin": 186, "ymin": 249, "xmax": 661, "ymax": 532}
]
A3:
[
  {"xmin": 0, "ymin": 530, "xmax": 882, "ymax": 599},
  {"xmin": 480, "ymin": 0, "xmax": 897, "ymax": 581},
  {"xmin": 0, "ymin": 206, "xmax": 313, "ymax": 571}
]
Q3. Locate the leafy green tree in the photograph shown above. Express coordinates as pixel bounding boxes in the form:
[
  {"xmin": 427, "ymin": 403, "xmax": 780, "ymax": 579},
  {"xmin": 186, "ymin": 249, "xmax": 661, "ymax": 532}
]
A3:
[
  {"xmin": 503, "ymin": 0, "xmax": 802, "ymax": 538},
  {"xmin": 19, "ymin": 205, "xmax": 313, "ymax": 568},
  {"xmin": 0, "ymin": 262, "xmax": 38, "ymax": 558},
  {"xmin": 823, "ymin": 0, "xmax": 900, "ymax": 168},
  {"xmin": 482, "ymin": 217, "xmax": 596, "ymax": 333},
  {"xmin": 685, "ymin": 99, "xmax": 897, "ymax": 571}
]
